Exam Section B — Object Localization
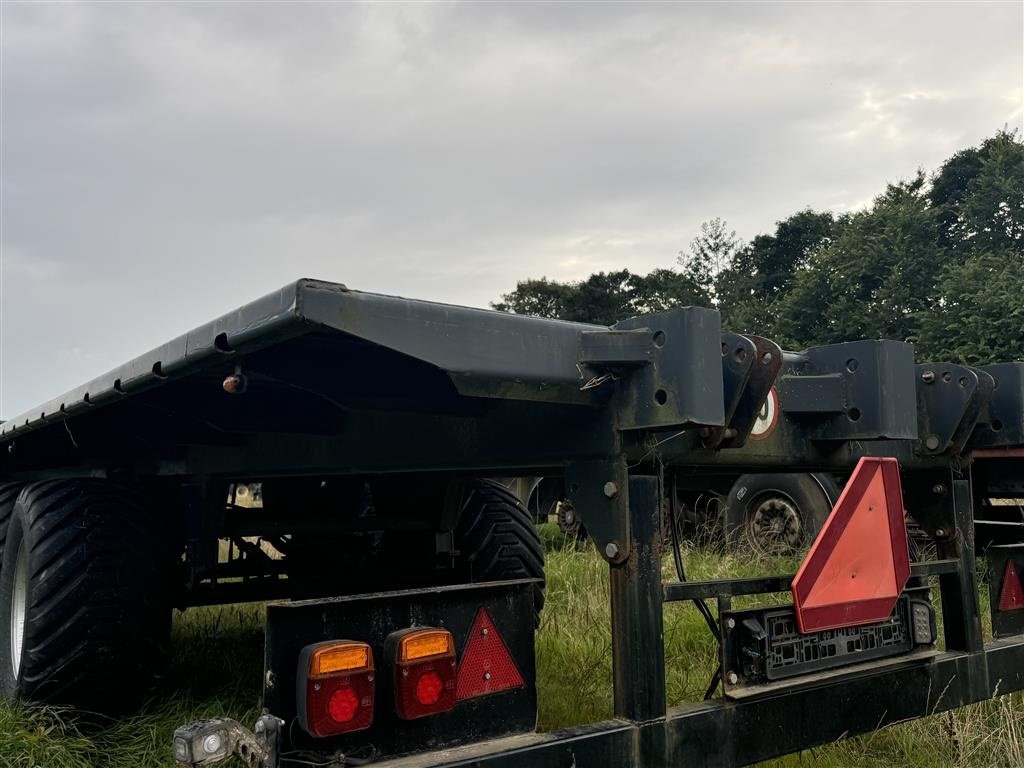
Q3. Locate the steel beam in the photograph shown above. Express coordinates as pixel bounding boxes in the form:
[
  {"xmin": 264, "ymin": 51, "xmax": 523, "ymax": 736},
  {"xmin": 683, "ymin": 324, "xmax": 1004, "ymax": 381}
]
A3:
[{"xmin": 609, "ymin": 476, "xmax": 666, "ymax": 723}]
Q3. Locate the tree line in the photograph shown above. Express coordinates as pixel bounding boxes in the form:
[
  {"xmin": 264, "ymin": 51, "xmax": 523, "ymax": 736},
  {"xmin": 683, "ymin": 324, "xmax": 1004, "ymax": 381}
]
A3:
[{"xmin": 493, "ymin": 131, "xmax": 1023, "ymax": 364}]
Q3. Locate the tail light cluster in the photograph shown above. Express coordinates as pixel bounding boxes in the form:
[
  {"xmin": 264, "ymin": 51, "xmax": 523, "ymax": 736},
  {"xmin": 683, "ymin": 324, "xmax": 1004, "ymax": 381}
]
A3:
[
  {"xmin": 297, "ymin": 641, "xmax": 376, "ymax": 738},
  {"xmin": 296, "ymin": 609, "xmax": 522, "ymax": 738},
  {"xmin": 389, "ymin": 628, "xmax": 457, "ymax": 720}
]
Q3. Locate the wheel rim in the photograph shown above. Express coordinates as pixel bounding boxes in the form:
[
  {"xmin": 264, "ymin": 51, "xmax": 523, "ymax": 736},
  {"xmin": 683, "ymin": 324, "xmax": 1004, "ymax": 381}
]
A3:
[
  {"xmin": 748, "ymin": 495, "xmax": 802, "ymax": 554},
  {"xmin": 10, "ymin": 540, "xmax": 28, "ymax": 679},
  {"xmin": 556, "ymin": 502, "xmax": 584, "ymax": 540}
]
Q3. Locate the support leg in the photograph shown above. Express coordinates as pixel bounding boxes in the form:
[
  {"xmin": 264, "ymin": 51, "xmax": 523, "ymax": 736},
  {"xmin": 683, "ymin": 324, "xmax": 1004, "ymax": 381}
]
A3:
[
  {"xmin": 609, "ymin": 476, "xmax": 666, "ymax": 723},
  {"xmin": 938, "ymin": 476, "xmax": 984, "ymax": 654}
]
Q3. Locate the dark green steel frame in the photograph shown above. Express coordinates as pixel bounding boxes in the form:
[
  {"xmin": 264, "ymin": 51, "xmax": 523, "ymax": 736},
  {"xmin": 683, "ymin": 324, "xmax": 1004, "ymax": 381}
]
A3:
[{"xmin": 1, "ymin": 279, "xmax": 1021, "ymax": 767}]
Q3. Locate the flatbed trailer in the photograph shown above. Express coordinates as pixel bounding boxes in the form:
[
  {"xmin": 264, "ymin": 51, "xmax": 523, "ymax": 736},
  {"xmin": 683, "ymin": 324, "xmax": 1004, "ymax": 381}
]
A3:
[{"xmin": 0, "ymin": 278, "xmax": 1021, "ymax": 767}]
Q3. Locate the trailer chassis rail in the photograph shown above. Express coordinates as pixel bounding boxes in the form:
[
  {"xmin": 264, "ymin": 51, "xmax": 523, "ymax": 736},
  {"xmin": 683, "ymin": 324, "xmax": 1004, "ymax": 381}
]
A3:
[{"xmin": 347, "ymin": 638, "xmax": 1021, "ymax": 768}]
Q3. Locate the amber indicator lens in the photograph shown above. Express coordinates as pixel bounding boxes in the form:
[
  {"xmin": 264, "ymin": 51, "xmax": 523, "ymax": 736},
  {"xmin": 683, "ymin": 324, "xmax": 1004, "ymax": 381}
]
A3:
[
  {"xmin": 310, "ymin": 643, "xmax": 371, "ymax": 676},
  {"xmin": 397, "ymin": 629, "xmax": 455, "ymax": 662}
]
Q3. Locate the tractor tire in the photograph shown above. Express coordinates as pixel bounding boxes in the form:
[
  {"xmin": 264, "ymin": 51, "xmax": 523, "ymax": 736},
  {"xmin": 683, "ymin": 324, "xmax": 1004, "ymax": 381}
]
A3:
[
  {"xmin": 454, "ymin": 479, "xmax": 546, "ymax": 626},
  {"xmin": 0, "ymin": 479, "xmax": 171, "ymax": 713},
  {"xmin": 724, "ymin": 473, "xmax": 839, "ymax": 556},
  {"xmin": 0, "ymin": 482, "xmax": 23, "ymax": 559}
]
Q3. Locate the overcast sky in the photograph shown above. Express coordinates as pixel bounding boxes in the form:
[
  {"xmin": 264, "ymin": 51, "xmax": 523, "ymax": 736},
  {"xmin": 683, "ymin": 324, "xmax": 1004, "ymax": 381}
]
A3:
[{"xmin": 1, "ymin": 1, "xmax": 1021, "ymax": 419}]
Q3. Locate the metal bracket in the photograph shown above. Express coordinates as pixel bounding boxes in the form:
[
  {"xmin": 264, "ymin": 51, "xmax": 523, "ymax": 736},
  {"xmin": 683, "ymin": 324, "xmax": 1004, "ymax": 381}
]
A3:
[
  {"xmin": 779, "ymin": 340, "xmax": 917, "ymax": 440},
  {"xmin": 974, "ymin": 362, "xmax": 1024, "ymax": 448},
  {"xmin": 600, "ymin": 307, "xmax": 725, "ymax": 431},
  {"xmin": 565, "ymin": 459, "xmax": 631, "ymax": 564},
  {"xmin": 915, "ymin": 363, "xmax": 993, "ymax": 455},
  {"xmin": 715, "ymin": 334, "xmax": 783, "ymax": 449},
  {"xmin": 701, "ymin": 332, "xmax": 755, "ymax": 449},
  {"xmin": 579, "ymin": 329, "xmax": 655, "ymax": 367},
  {"xmin": 778, "ymin": 373, "xmax": 845, "ymax": 413},
  {"xmin": 903, "ymin": 470, "xmax": 958, "ymax": 541}
]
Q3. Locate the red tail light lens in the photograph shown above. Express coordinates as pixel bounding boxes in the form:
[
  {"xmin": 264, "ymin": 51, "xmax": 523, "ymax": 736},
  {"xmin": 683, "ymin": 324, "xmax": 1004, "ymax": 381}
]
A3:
[
  {"xmin": 389, "ymin": 628, "xmax": 456, "ymax": 720},
  {"xmin": 415, "ymin": 670, "xmax": 444, "ymax": 705},
  {"xmin": 297, "ymin": 641, "xmax": 375, "ymax": 737},
  {"xmin": 328, "ymin": 686, "xmax": 360, "ymax": 723}
]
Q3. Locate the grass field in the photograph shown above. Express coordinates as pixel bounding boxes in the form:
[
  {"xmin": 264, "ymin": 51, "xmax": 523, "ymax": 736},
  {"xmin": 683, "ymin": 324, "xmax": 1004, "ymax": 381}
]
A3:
[{"xmin": 2, "ymin": 526, "xmax": 1022, "ymax": 768}]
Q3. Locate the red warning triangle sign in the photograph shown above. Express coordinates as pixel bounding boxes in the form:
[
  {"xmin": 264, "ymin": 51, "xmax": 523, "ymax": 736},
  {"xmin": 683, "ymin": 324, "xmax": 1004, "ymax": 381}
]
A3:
[
  {"xmin": 456, "ymin": 608, "xmax": 524, "ymax": 701},
  {"xmin": 998, "ymin": 561, "xmax": 1024, "ymax": 612},
  {"xmin": 792, "ymin": 457, "xmax": 910, "ymax": 633}
]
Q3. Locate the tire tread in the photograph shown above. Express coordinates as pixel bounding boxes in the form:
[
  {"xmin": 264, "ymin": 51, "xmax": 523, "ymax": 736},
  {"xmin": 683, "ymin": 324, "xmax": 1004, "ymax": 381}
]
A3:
[
  {"xmin": 0, "ymin": 482, "xmax": 23, "ymax": 557},
  {"xmin": 455, "ymin": 480, "xmax": 546, "ymax": 623},
  {"xmin": 3, "ymin": 479, "xmax": 169, "ymax": 712}
]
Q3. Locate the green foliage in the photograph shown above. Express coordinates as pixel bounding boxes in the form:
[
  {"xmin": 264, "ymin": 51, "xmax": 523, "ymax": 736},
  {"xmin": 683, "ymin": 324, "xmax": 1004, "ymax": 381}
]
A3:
[
  {"xmin": 677, "ymin": 217, "xmax": 742, "ymax": 300},
  {"xmin": 771, "ymin": 133, "xmax": 1023, "ymax": 359},
  {"xmin": 490, "ymin": 277, "xmax": 574, "ymax": 320},
  {"xmin": 931, "ymin": 131, "xmax": 1024, "ymax": 254},
  {"xmin": 716, "ymin": 209, "xmax": 838, "ymax": 336},
  {"xmin": 494, "ymin": 268, "xmax": 708, "ymax": 326},
  {"xmin": 774, "ymin": 175, "xmax": 948, "ymax": 347},
  {"xmin": 565, "ymin": 270, "xmax": 637, "ymax": 325},
  {"xmin": 494, "ymin": 130, "xmax": 1023, "ymax": 364},
  {"xmin": 629, "ymin": 268, "xmax": 709, "ymax": 315},
  {"xmin": 493, "ymin": 270, "xmax": 632, "ymax": 325},
  {"xmin": 915, "ymin": 252, "xmax": 1024, "ymax": 364}
]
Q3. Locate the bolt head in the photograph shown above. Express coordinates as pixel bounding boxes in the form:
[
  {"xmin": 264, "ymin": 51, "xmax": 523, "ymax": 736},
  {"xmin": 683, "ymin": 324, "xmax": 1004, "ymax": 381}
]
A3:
[
  {"xmin": 726, "ymin": 618, "xmax": 736, "ymax": 630},
  {"xmin": 603, "ymin": 481, "xmax": 619, "ymax": 499},
  {"xmin": 921, "ymin": 370, "xmax": 936, "ymax": 384},
  {"xmin": 605, "ymin": 542, "xmax": 620, "ymax": 558},
  {"xmin": 935, "ymin": 529, "xmax": 946, "ymax": 538},
  {"xmin": 925, "ymin": 435, "xmax": 941, "ymax": 450},
  {"xmin": 726, "ymin": 672, "xmax": 739, "ymax": 685},
  {"xmin": 932, "ymin": 483, "xmax": 947, "ymax": 495}
]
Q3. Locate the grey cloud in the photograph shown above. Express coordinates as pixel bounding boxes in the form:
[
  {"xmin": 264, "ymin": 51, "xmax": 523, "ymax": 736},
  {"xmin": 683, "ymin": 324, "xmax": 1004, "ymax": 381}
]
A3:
[{"xmin": 1, "ymin": 1, "xmax": 1021, "ymax": 417}]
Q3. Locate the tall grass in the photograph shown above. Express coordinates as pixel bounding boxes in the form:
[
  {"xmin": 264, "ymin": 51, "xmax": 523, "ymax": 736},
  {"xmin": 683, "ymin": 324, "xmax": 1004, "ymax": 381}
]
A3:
[{"xmin": 1, "ymin": 528, "xmax": 1021, "ymax": 767}]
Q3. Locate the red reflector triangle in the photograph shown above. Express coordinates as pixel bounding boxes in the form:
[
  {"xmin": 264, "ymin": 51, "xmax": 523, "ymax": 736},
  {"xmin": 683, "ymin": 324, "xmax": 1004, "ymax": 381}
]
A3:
[
  {"xmin": 792, "ymin": 457, "xmax": 910, "ymax": 633},
  {"xmin": 998, "ymin": 561, "xmax": 1024, "ymax": 612},
  {"xmin": 456, "ymin": 608, "xmax": 524, "ymax": 701}
]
